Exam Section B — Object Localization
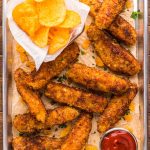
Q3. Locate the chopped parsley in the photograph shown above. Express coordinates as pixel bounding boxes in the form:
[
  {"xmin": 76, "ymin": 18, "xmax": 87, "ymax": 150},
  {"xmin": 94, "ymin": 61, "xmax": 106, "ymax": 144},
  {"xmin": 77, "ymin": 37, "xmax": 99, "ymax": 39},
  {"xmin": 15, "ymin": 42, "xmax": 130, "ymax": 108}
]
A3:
[
  {"xmin": 60, "ymin": 58, "xmax": 64, "ymax": 61},
  {"xmin": 57, "ymin": 75, "xmax": 67, "ymax": 83},
  {"xmin": 125, "ymin": 109, "xmax": 130, "ymax": 115},
  {"xmin": 92, "ymin": 131, "xmax": 96, "ymax": 134},
  {"xmin": 92, "ymin": 56, "xmax": 95, "ymax": 59},
  {"xmin": 59, "ymin": 124, "xmax": 67, "ymax": 128},
  {"xmin": 81, "ymin": 50, "xmax": 86, "ymax": 55},
  {"xmin": 103, "ymin": 66, "xmax": 108, "ymax": 71},
  {"xmin": 131, "ymin": 10, "xmax": 141, "ymax": 19}
]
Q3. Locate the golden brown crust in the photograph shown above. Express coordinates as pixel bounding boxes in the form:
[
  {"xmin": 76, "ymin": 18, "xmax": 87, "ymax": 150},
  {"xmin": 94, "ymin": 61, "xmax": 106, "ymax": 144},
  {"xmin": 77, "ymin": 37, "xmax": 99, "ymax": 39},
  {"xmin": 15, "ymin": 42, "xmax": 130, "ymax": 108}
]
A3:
[
  {"xmin": 13, "ymin": 113, "xmax": 44, "ymax": 133},
  {"xmin": 24, "ymin": 42, "xmax": 80, "ymax": 90},
  {"xmin": 66, "ymin": 63, "xmax": 130, "ymax": 95},
  {"xmin": 13, "ymin": 106, "xmax": 80, "ymax": 133},
  {"xmin": 80, "ymin": 0, "xmax": 136, "ymax": 45},
  {"xmin": 97, "ymin": 83, "xmax": 138, "ymax": 133},
  {"xmin": 87, "ymin": 24, "xmax": 141, "ymax": 76},
  {"xmin": 60, "ymin": 114, "xmax": 92, "ymax": 150},
  {"xmin": 108, "ymin": 15, "xmax": 137, "ymax": 45},
  {"xmin": 95, "ymin": 0, "xmax": 126, "ymax": 29},
  {"xmin": 12, "ymin": 136, "xmax": 63, "ymax": 150},
  {"xmin": 45, "ymin": 82, "xmax": 108, "ymax": 113},
  {"xmin": 14, "ymin": 68, "xmax": 47, "ymax": 123}
]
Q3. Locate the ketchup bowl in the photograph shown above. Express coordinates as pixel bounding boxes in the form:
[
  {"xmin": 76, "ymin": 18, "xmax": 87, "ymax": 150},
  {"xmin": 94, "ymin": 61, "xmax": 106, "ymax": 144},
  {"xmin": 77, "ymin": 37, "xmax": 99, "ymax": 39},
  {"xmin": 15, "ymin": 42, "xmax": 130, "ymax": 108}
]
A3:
[{"xmin": 100, "ymin": 128, "xmax": 138, "ymax": 150}]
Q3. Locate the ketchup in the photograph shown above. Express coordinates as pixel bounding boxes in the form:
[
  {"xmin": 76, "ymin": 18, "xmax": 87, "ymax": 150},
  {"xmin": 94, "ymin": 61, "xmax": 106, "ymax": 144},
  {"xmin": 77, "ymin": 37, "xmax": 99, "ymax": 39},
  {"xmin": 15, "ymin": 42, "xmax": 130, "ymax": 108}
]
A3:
[{"xmin": 101, "ymin": 130, "xmax": 137, "ymax": 150}]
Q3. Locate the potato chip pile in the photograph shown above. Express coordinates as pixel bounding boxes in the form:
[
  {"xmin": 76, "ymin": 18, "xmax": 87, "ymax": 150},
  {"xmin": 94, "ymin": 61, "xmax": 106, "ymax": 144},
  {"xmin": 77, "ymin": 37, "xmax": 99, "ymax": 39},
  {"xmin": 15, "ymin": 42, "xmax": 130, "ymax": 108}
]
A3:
[{"xmin": 12, "ymin": 0, "xmax": 81, "ymax": 54}]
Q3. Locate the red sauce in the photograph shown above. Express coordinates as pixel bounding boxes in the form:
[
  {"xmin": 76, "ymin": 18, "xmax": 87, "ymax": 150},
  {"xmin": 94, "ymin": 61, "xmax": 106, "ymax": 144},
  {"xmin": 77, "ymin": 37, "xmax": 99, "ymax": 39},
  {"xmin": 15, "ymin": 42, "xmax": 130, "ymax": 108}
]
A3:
[{"xmin": 101, "ymin": 130, "xmax": 137, "ymax": 150}]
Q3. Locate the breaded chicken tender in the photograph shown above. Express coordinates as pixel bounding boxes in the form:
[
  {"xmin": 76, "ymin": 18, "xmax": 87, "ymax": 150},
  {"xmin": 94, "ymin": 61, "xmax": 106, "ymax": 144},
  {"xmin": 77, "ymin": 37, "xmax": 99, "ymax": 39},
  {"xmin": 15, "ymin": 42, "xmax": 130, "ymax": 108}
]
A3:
[
  {"xmin": 13, "ymin": 106, "xmax": 80, "ymax": 133},
  {"xmin": 66, "ymin": 63, "xmax": 130, "ymax": 95},
  {"xmin": 108, "ymin": 16, "xmax": 137, "ymax": 45},
  {"xmin": 97, "ymin": 83, "xmax": 138, "ymax": 133},
  {"xmin": 13, "ymin": 136, "xmax": 63, "ymax": 150},
  {"xmin": 95, "ymin": 0, "xmax": 126, "ymax": 29},
  {"xmin": 87, "ymin": 25, "xmax": 141, "ymax": 76},
  {"xmin": 25, "ymin": 42, "xmax": 79, "ymax": 90},
  {"xmin": 14, "ymin": 68, "xmax": 47, "ymax": 123},
  {"xmin": 45, "ymin": 82, "xmax": 108, "ymax": 113},
  {"xmin": 60, "ymin": 113, "xmax": 92, "ymax": 150},
  {"xmin": 80, "ymin": 0, "xmax": 137, "ymax": 45}
]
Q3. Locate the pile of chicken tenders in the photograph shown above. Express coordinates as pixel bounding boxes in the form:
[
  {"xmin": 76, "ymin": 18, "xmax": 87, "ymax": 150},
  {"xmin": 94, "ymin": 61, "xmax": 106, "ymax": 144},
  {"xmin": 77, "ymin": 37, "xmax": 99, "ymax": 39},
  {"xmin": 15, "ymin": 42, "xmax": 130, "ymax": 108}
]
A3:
[{"xmin": 12, "ymin": 0, "xmax": 141, "ymax": 149}]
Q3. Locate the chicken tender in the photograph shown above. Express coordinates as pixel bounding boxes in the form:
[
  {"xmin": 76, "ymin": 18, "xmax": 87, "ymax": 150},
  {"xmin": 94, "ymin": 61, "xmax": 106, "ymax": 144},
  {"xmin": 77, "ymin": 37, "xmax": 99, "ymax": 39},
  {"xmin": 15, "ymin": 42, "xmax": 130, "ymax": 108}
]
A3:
[
  {"xmin": 60, "ymin": 113, "xmax": 92, "ymax": 150},
  {"xmin": 14, "ymin": 68, "xmax": 47, "ymax": 123},
  {"xmin": 97, "ymin": 83, "xmax": 138, "ymax": 133},
  {"xmin": 95, "ymin": 0, "xmax": 126, "ymax": 29},
  {"xmin": 80, "ymin": 0, "xmax": 137, "ymax": 45},
  {"xmin": 13, "ymin": 136, "xmax": 63, "ymax": 150},
  {"xmin": 45, "ymin": 82, "xmax": 108, "ymax": 113},
  {"xmin": 87, "ymin": 24, "xmax": 141, "ymax": 76},
  {"xmin": 13, "ymin": 106, "xmax": 80, "ymax": 133},
  {"xmin": 108, "ymin": 15, "xmax": 137, "ymax": 45},
  {"xmin": 66, "ymin": 63, "xmax": 130, "ymax": 95},
  {"xmin": 25, "ymin": 42, "xmax": 79, "ymax": 90}
]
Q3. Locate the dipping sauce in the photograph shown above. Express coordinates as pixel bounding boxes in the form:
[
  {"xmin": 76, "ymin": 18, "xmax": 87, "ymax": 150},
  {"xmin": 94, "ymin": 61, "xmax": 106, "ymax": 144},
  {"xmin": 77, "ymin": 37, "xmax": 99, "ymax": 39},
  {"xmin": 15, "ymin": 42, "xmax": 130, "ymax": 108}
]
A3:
[{"xmin": 101, "ymin": 130, "xmax": 137, "ymax": 150}]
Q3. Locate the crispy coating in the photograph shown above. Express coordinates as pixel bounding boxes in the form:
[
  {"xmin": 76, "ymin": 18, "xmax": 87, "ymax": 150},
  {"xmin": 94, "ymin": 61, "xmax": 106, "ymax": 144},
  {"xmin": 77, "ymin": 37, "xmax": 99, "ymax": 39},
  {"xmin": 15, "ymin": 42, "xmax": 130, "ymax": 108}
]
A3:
[
  {"xmin": 25, "ymin": 42, "xmax": 79, "ymax": 90},
  {"xmin": 60, "ymin": 113, "xmax": 92, "ymax": 150},
  {"xmin": 87, "ymin": 24, "xmax": 141, "ymax": 76},
  {"xmin": 14, "ymin": 68, "xmax": 47, "ymax": 123},
  {"xmin": 80, "ymin": 0, "xmax": 137, "ymax": 45},
  {"xmin": 13, "ymin": 136, "xmax": 63, "ymax": 150},
  {"xmin": 45, "ymin": 82, "xmax": 108, "ymax": 113},
  {"xmin": 13, "ymin": 106, "xmax": 80, "ymax": 133},
  {"xmin": 95, "ymin": 0, "xmax": 126, "ymax": 29},
  {"xmin": 108, "ymin": 16, "xmax": 137, "ymax": 45},
  {"xmin": 97, "ymin": 83, "xmax": 138, "ymax": 133},
  {"xmin": 66, "ymin": 63, "xmax": 130, "ymax": 95}
]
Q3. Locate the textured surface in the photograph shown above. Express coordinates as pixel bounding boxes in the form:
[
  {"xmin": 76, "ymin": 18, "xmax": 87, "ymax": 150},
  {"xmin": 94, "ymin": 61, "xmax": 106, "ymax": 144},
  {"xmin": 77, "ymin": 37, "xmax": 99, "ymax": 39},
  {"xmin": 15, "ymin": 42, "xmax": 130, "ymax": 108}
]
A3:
[{"xmin": 0, "ymin": 1, "xmax": 150, "ymax": 149}]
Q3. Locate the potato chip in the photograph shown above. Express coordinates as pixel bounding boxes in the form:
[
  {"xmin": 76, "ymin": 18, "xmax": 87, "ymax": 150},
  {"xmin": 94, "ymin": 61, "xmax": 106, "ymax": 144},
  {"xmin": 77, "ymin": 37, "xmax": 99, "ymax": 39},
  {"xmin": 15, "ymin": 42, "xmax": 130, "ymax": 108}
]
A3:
[
  {"xmin": 48, "ymin": 27, "xmax": 70, "ymax": 54},
  {"xmin": 25, "ymin": 0, "xmax": 35, "ymax": 4},
  {"xmin": 31, "ymin": 26, "xmax": 50, "ymax": 47},
  {"xmin": 36, "ymin": 0, "xmax": 66, "ymax": 27},
  {"xmin": 58, "ymin": 10, "xmax": 81, "ymax": 28},
  {"xmin": 12, "ymin": 3, "xmax": 40, "ymax": 36}
]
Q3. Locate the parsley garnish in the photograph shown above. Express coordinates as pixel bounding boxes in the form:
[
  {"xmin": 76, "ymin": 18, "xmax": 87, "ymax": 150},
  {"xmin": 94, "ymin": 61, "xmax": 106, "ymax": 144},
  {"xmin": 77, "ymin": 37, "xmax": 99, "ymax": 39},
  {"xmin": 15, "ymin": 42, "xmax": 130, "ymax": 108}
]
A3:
[
  {"xmin": 103, "ymin": 67, "xmax": 108, "ymax": 71},
  {"xmin": 81, "ymin": 50, "xmax": 86, "ymax": 55},
  {"xmin": 92, "ymin": 56, "xmax": 95, "ymax": 59},
  {"xmin": 59, "ymin": 124, "xmax": 67, "ymax": 128},
  {"xmin": 131, "ymin": 10, "xmax": 141, "ymax": 19},
  {"xmin": 125, "ymin": 109, "xmax": 130, "ymax": 115},
  {"xmin": 57, "ymin": 75, "xmax": 67, "ymax": 83}
]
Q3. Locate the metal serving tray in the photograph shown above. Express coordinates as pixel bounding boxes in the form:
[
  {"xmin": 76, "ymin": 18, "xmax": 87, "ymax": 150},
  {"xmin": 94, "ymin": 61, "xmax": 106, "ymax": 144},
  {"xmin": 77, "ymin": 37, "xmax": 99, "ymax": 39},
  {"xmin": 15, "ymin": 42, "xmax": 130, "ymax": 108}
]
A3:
[{"xmin": 2, "ymin": 0, "xmax": 149, "ymax": 149}]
